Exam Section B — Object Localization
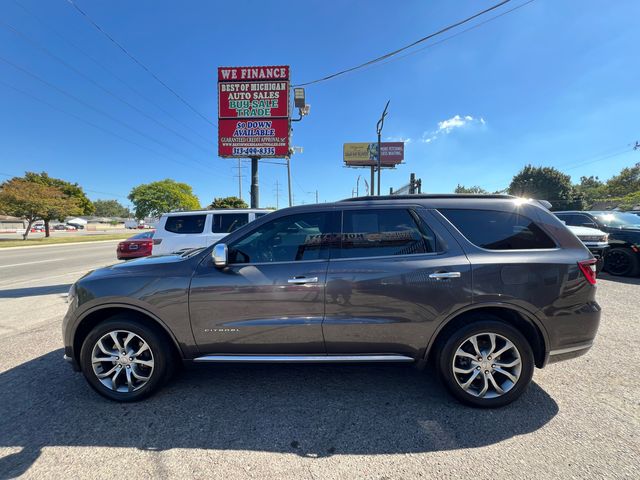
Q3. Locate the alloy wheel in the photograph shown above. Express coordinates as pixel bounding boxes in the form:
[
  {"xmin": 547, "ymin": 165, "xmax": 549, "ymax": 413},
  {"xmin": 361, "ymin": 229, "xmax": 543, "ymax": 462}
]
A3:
[
  {"xmin": 91, "ymin": 330, "xmax": 155, "ymax": 393},
  {"xmin": 452, "ymin": 332, "xmax": 522, "ymax": 399}
]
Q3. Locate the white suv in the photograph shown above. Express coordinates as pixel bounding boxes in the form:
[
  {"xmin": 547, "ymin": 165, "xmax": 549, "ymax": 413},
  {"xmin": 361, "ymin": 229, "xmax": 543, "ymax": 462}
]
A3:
[{"xmin": 152, "ymin": 209, "xmax": 271, "ymax": 255}]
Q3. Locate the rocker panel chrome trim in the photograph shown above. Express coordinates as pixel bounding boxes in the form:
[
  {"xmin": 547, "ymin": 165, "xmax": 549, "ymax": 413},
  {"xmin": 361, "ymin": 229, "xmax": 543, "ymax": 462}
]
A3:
[{"xmin": 193, "ymin": 354, "xmax": 415, "ymax": 363}]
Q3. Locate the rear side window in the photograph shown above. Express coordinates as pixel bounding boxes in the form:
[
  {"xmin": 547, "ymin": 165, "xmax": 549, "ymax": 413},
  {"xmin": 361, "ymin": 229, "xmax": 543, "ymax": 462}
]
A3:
[
  {"xmin": 440, "ymin": 209, "xmax": 555, "ymax": 250},
  {"xmin": 212, "ymin": 213, "xmax": 249, "ymax": 233},
  {"xmin": 164, "ymin": 215, "xmax": 206, "ymax": 234},
  {"xmin": 337, "ymin": 209, "xmax": 437, "ymax": 259}
]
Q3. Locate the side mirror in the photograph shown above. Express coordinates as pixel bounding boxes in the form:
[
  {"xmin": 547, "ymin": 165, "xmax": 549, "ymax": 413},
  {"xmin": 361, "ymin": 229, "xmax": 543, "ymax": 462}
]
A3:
[{"xmin": 213, "ymin": 243, "xmax": 228, "ymax": 268}]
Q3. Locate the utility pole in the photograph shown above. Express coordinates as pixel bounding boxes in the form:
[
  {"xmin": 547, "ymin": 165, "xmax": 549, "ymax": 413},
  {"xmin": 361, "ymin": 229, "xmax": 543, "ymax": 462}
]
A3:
[
  {"xmin": 356, "ymin": 174, "xmax": 361, "ymax": 197},
  {"xmin": 315, "ymin": 190, "xmax": 319, "ymax": 204},
  {"xmin": 376, "ymin": 100, "xmax": 390, "ymax": 196},
  {"xmin": 234, "ymin": 159, "xmax": 244, "ymax": 200},
  {"xmin": 274, "ymin": 179, "xmax": 281, "ymax": 209}
]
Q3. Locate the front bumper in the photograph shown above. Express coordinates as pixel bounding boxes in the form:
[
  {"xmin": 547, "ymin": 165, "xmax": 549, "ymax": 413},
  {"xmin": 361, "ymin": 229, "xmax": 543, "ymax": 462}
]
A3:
[{"xmin": 64, "ymin": 350, "xmax": 81, "ymax": 371}]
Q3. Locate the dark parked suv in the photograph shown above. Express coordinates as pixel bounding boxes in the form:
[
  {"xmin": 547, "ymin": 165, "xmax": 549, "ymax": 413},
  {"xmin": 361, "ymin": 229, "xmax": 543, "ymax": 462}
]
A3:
[
  {"xmin": 63, "ymin": 195, "xmax": 601, "ymax": 407},
  {"xmin": 555, "ymin": 211, "xmax": 640, "ymax": 276}
]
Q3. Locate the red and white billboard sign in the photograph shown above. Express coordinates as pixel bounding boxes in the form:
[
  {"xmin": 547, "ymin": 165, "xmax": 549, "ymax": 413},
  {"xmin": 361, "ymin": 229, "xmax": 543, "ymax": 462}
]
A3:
[{"xmin": 218, "ymin": 65, "xmax": 290, "ymax": 158}]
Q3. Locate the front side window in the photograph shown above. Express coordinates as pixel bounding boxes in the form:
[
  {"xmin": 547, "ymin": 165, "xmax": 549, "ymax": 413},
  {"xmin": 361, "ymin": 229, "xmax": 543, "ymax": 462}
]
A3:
[
  {"xmin": 228, "ymin": 211, "xmax": 335, "ymax": 264},
  {"xmin": 164, "ymin": 215, "xmax": 206, "ymax": 234},
  {"xmin": 439, "ymin": 209, "xmax": 555, "ymax": 250},
  {"xmin": 212, "ymin": 213, "xmax": 249, "ymax": 233},
  {"xmin": 336, "ymin": 209, "xmax": 438, "ymax": 259}
]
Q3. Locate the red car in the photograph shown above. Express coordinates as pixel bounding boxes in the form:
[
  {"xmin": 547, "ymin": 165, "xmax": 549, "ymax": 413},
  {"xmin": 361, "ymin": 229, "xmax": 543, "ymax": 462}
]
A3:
[{"xmin": 117, "ymin": 231, "xmax": 154, "ymax": 260}]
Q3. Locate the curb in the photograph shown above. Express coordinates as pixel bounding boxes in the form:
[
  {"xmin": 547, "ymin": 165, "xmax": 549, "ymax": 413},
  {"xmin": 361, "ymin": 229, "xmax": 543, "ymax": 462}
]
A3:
[{"xmin": 0, "ymin": 239, "xmax": 123, "ymax": 251}]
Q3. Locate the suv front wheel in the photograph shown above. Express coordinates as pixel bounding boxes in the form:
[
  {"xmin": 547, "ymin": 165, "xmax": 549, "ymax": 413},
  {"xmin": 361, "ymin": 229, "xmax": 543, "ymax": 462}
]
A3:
[
  {"xmin": 438, "ymin": 319, "xmax": 534, "ymax": 408},
  {"xmin": 79, "ymin": 316, "xmax": 173, "ymax": 401}
]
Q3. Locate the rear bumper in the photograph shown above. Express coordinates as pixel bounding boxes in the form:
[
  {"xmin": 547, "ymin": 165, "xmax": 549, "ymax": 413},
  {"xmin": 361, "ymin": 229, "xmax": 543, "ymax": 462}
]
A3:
[
  {"xmin": 547, "ymin": 342, "xmax": 593, "ymax": 364},
  {"xmin": 541, "ymin": 300, "xmax": 601, "ymax": 367}
]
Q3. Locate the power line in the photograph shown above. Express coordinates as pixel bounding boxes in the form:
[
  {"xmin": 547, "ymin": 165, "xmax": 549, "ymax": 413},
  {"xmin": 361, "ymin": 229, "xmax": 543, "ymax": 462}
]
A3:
[
  {"xmin": 0, "ymin": 19, "xmax": 215, "ymax": 159},
  {"xmin": 0, "ymin": 172, "xmax": 129, "ymax": 200},
  {"xmin": 0, "ymin": 78, "xmax": 216, "ymax": 176},
  {"xmin": 0, "ymin": 54, "xmax": 220, "ymax": 174},
  {"xmin": 293, "ymin": 0, "xmax": 514, "ymax": 87},
  {"xmin": 351, "ymin": 0, "xmax": 536, "ymax": 77},
  {"xmin": 12, "ymin": 0, "xmax": 215, "ymax": 147},
  {"xmin": 65, "ymin": 0, "xmax": 216, "ymax": 128}
]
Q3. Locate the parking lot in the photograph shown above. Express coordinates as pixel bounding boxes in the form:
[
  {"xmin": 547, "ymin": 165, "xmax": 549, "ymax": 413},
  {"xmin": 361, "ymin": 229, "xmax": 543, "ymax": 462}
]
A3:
[{"xmin": 0, "ymin": 242, "xmax": 638, "ymax": 479}]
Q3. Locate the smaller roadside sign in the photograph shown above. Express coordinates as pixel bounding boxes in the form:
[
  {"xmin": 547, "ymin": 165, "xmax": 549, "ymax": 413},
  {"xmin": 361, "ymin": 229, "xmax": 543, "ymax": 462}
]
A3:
[{"xmin": 343, "ymin": 142, "xmax": 404, "ymax": 167}]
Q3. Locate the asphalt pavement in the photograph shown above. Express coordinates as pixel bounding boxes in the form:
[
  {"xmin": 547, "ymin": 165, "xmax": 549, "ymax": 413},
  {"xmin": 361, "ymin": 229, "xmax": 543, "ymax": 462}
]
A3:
[{"xmin": 0, "ymin": 243, "xmax": 638, "ymax": 479}]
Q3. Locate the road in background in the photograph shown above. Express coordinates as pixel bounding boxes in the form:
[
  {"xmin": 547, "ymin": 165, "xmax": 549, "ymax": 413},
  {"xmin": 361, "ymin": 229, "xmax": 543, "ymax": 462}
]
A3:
[
  {"xmin": 0, "ymin": 245, "xmax": 638, "ymax": 478},
  {"xmin": 0, "ymin": 228, "xmax": 148, "ymax": 240},
  {"xmin": 0, "ymin": 242, "xmax": 120, "ymax": 338}
]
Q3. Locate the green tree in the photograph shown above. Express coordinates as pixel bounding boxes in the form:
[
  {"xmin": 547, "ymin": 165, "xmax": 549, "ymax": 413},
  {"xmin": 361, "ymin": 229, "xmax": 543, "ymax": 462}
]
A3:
[
  {"xmin": 573, "ymin": 176, "xmax": 607, "ymax": 209},
  {"xmin": 454, "ymin": 184, "xmax": 489, "ymax": 194},
  {"xmin": 508, "ymin": 165, "xmax": 583, "ymax": 210},
  {"xmin": 93, "ymin": 199, "xmax": 130, "ymax": 218},
  {"xmin": 128, "ymin": 179, "xmax": 200, "ymax": 219},
  {"xmin": 605, "ymin": 162, "xmax": 640, "ymax": 197},
  {"xmin": 0, "ymin": 179, "xmax": 80, "ymax": 239},
  {"xmin": 23, "ymin": 171, "xmax": 93, "ymax": 236},
  {"xmin": 618, "ymin": 191, "xmax": 640, "ymax": 211},
  {"xmin": 208, "ymin": 196, "xmax": 248, "ymax": 209}
]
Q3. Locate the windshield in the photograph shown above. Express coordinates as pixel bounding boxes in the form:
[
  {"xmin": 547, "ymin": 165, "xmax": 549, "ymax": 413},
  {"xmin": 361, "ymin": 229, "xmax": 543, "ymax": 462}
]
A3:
[
  {"xmin": 129, "ymin": 231, "xmax": 154, "ymax": 240},
  {"xmin": 592, "ymin": 212, "xmax": 640, "ymax": 228}
]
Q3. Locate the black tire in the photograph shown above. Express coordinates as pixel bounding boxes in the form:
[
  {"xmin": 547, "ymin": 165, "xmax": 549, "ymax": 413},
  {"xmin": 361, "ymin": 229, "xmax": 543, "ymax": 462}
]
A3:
[
  {"xmin": 437, "ymin": 318, "xmax": 534, "ymax": 408},
  {"xmin": 79, "ymin": 315, "xmax": 173, "ymax": 402},
  {"xmin": 604, "ymin": 248, "xmax": 639, "ymax": 277}
]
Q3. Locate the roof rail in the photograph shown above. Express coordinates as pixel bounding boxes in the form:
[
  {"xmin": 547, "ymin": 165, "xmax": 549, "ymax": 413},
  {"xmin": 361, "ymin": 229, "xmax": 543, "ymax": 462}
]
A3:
[{"xmin": 340, "ymin": 194, "xmax": 516, "ymax": 202}]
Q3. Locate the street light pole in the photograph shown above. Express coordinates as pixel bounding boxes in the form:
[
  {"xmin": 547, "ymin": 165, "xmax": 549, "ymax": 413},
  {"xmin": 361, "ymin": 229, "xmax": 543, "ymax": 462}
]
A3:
[{"xmin": 376, "ymin": 100, "xmax": 390, "ymax": 196}]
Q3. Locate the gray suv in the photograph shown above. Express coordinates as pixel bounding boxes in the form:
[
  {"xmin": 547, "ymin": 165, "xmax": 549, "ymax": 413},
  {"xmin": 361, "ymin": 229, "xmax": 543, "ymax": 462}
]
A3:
[{"xmin": 63, "ymin": 195, "xmax": 601, "ymax": 407}]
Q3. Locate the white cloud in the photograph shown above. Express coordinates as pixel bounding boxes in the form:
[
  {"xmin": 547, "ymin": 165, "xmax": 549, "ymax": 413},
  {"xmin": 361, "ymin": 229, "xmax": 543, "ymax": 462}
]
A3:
[
  {"xmin": 421, "ymin": 114, "xmax": 486, "ymax": 143},
  {"xmin": 386, "ymin": 136, "xmax": 412, "ymax": 144}
]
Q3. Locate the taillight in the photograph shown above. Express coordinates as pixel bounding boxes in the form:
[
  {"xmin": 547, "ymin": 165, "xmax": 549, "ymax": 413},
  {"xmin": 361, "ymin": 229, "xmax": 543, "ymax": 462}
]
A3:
[
  {"xmin": 153, "ymin": 238, "xmax": 162, "ymax": 245},
  {"xmin": 578, "ymin": 259, "xmax": 597, "ymax": 285}
]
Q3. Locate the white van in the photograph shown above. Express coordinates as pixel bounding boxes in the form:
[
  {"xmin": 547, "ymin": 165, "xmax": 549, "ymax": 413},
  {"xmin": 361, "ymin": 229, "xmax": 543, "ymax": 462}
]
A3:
[{"xmin": 152, "ymin": 209, "xmax": 271, "ymax": 255}]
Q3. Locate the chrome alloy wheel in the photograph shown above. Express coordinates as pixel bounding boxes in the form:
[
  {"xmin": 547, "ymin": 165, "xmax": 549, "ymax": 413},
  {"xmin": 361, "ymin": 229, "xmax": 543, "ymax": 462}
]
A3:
[
  {"xmin": 452, "ymin": 332, "xmax": 522, "ymax": 399},
  {"xmin": 91, "ymin": 330, "xmax": 155, "ymax": 392}
]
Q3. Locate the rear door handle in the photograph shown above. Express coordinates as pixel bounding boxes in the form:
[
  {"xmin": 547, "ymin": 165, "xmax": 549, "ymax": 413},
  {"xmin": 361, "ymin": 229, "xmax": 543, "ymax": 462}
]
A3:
[
  {"xmin": 429, "ymin": 272, "xmax": 461, "ymax": 279},
  {"xmin": 288, "ymin": 276, "xmax": 319, "ymax": 284}
]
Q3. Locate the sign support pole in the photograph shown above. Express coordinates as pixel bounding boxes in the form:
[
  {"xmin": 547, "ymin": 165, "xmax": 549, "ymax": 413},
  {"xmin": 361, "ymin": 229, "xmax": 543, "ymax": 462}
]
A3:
[
  {"xmin": 286, "ymin": 157, "xmax": 293, "ymax": 207},
  {"xmin": 370, "ymin": 166, "xmax": 375, "ymax": 196},
  {"xmin": 250, "ymin": 157, "xmax": 259, "ymax": 208}
]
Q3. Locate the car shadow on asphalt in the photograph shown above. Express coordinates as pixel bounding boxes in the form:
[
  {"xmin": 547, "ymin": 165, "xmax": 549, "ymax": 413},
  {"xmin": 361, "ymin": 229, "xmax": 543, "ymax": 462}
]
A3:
[
  {"xmin": 0, "ymin": 349, "xmax": 559, "ymax": 477},
  {"xmin": 0, "ymin": 284, "xmax": 71, "ymax": 299},
  {"xmin": 597, "ymin": 273, "xmax": 640, "ymax": 285}
]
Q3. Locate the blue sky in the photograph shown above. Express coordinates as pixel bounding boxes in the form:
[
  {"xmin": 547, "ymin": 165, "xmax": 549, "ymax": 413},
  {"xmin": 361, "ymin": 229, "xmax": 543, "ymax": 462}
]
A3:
[{"xmin": 1, "ymin": 0, "xmax": 638, "ymax": 209}]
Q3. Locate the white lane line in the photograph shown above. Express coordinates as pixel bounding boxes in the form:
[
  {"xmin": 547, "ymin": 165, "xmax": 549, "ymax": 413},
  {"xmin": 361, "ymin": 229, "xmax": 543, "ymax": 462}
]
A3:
[{"xmin": 0, "ymin": 259, "xmax": 61, "ymax": 269}]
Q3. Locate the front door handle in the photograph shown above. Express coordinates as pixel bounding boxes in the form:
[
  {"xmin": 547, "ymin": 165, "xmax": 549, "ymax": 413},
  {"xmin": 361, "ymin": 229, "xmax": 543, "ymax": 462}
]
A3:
[
  {"xmin": 429, "ymin": 272, "xmax": 461, "ymax": 279},
  {"xmin": 287, "ymin": 276, "xmax": 319, "ymax": 284}
]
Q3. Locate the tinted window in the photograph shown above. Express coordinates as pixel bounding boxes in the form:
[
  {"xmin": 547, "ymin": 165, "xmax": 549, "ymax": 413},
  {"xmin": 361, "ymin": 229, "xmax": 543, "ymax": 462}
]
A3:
[
  {"xmin": 164, "ymin": 215, "xmax": 206, "ymax": 234},
  {"xmin": 440, "ymin": 209, "xmax": 555, "ymax": 250},
  {"xmin": 255, "ymin": 212, "xmax": 270, "ymax": 218},
  {"xmin": 130, "ymin": 231, "xmax": 154, "ymax": 239},
  {"xmin": 337, "ymin": 209, "xmax": 437, "ymax": 259},
  {"xmin": 229, "ymin": 211, "xmax": 335, "ymax": 263},
  {"xmin": 212, "ymin": 213, "xmax": 249, "ymax": 233}
]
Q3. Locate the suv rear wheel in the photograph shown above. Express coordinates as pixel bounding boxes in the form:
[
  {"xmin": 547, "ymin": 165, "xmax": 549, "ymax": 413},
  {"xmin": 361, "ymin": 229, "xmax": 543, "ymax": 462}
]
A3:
[
  {"xmin": 438, "ymin": 319, "xmax": 534, "ymax": 408},
  {"xmin": 79, "ymin": 316, "xmax": 173, "ymax": 401}
]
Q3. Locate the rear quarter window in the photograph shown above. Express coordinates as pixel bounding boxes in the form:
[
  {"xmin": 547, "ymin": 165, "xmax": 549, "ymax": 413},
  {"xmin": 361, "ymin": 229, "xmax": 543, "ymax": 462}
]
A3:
[
  {"xmin": 439, "ymin": 209, "xmax": 556, "ymax": 250},
  {"xmin": 164, "ymin": 215, "xmax": 206, "ymax": 234}
]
